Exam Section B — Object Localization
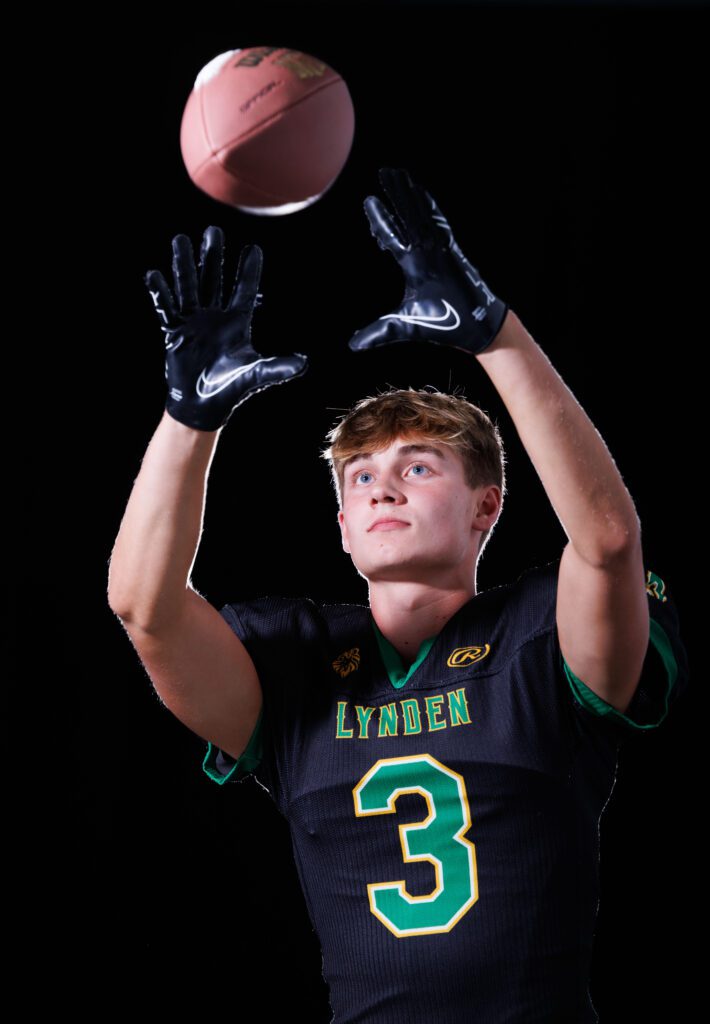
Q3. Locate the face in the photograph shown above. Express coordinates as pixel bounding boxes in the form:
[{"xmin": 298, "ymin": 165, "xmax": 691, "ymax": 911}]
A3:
[{"xmin": 337, "ymin": 434, "xmax": 492, "ymax": 585}]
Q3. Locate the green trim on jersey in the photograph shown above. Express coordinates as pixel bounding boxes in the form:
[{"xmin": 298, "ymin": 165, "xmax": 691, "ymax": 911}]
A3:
[
  {"xmin": 202, "ymin": 709, "xmax": 264, "ymax": 784},
  {"xmin": 371, "ymin": 620, "xmax": 437, "ymax": 690},
  {"xmin": 563, "ymin": 617, "xmax": 678, "ymax": 730}
]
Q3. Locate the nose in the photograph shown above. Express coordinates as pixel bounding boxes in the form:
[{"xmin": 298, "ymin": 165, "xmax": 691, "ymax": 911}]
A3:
[{"xmin": 369, "ymin": 472, "xmax": 406, "ymax": 505}]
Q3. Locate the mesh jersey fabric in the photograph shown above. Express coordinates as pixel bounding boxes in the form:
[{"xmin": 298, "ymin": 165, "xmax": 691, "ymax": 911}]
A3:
[{"xmin": 201, "ymin": 557, "xmax": 688, "ymax": 1023}]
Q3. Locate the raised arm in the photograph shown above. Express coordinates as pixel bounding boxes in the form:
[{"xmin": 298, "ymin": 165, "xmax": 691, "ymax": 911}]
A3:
[
  {"xmin": 347, "ymin": 167, "xmax": 648, "ymax": 714},
  {"xmin": 475, "ymin": 311, "xmax": 647, "ymax": 714},
  {"xmin": 108, "ymin": 226, "xmax": 307, "ymax": 759}
]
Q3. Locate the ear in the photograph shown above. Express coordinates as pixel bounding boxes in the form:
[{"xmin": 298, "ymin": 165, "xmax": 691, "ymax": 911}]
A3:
[
  {"xmin": 338, "ymin": 509, "xmax": 351, "ymax": 554},
  {"xmin": 471, "ymin": 485, "xmax": 502, "ymax": 530}
]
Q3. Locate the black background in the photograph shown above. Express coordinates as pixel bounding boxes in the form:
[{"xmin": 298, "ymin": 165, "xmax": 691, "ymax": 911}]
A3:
[{"xmin": 33, "ymin": 2, "xmax": 703, "ymax": 1018}]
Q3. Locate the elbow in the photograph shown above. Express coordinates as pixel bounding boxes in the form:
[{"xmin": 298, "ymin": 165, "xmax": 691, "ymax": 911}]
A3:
[
  {"xmin": 106, "ymin": 567, "xmax": 131, "ymax": 621},
  {"xmin": 107, "ymin": 557, "xmax": 145, "ymax": 623},
  {"xmin": 107, "ymin": 591, "xmax": 134, "ymax": 622},
  {"xmin": 107, "ymin": 572, "xmax": 144, "ymax": 624},
  {"xmin": 597, "ymin": 522, "xmax": 643, "ymax": 568},
  {"xmin": 576, "ymin": 518, "xmax": 642, "ymax": 569}
]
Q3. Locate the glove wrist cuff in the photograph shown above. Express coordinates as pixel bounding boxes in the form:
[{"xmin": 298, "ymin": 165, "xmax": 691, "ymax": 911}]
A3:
[{"xmin": 165, "ymin": 398, "xmax": 229, "ymax": 433}]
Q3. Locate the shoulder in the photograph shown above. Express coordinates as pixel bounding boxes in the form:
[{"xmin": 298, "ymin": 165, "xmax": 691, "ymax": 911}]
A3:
[
  {"xmin": 508, "ymin": 557, "xmax": 561, "ymax": 615},
  {"xmin": 219, "ymin": 593, "xmax": 371, "ymax": 648},
  {"xmin": 480, "ymin": 557, "xmax": 561, "ymax": 608},
  {"xmin": 218, "ymin": 594, "xmax": 375, "ymax": 702},
  {"xmin": 466, "ymin": 556, "xmax": 562, "ymax": 641},
  {"xmin": 505, "ymin": 558, "xmax": 689, "ymax": 732}
]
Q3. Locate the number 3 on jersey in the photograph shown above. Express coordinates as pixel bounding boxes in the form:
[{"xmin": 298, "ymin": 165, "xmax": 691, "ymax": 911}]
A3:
[{"xmin": 353, "ymin": 754, "xmax": 478, "ymax": 937}]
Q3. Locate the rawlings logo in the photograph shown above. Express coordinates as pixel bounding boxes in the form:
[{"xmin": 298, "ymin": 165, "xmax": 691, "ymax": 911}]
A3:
[{"xmin": 446, "ymin": 645, "xmax": 491, "ymax": 668}]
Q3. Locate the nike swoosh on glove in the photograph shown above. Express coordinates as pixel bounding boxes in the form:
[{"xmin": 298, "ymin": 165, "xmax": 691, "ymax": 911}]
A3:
[
  {"xmin": 347, "ymin": 168, "xmax": 508, "ymax": 356},
  {"xmin": 144, "ymin": 226, "xmax": 308, "ymax": 432}
]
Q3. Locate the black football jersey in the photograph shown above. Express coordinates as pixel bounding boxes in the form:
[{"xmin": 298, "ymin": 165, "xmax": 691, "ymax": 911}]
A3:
[{"xmin": 202, "ymin": 558, "xmax": 688, "ymax": 1023}]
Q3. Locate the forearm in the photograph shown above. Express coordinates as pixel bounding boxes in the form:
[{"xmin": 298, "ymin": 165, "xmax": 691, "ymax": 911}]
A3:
[
  {"xmin": 476, "ymin": 309, "xmax": 640, "ymax": 566},
  {"xmin": 107, "ymin": 410, "xmax": 221, "ymax": 629}
]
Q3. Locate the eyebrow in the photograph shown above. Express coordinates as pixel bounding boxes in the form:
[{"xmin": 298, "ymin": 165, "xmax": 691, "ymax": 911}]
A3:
[{"xmin": 343, "ymin": 443, "xmax": 446, "ymax": 471}]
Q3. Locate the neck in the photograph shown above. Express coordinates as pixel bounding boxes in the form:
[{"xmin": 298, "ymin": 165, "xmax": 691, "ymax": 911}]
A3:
[{"xmin": 368, "ymin": 576, "xmax": 477, "ymax": 665}]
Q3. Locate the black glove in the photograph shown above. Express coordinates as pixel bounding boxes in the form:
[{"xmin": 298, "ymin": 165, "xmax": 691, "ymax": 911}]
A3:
[
  {"xmin": 144, "ymin": 226, "xmax": 308, "ymax": 431},
  {"xmin": 347, "ymin": 168, "xmax": 508, "ymax": 356}
]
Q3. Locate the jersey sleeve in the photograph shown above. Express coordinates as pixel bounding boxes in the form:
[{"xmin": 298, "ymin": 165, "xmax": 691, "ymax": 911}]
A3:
[
  {"xmin": 199, "ymin": 595, "xmax": 325, "ymax": 815},
  {"xmin": 558, "ymin": 565, "xmax": 689, "ymax": 734}
]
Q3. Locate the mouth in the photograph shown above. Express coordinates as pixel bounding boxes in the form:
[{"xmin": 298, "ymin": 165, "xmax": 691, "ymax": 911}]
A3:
[{"xmin": 368, "ymin": 519, "xmax": 410, "ymax": 532}]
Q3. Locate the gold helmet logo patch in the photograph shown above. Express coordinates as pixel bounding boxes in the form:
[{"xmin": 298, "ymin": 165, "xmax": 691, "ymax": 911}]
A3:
[
  {"xmin": 333, "ymin": 647, "xmax": 361, "ymax": 678},
  {"xmin": 447, "ymin": 644, "xmax": 491, "ymax": 668}
]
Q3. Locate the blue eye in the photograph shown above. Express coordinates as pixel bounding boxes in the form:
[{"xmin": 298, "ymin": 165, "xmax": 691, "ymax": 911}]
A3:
[
  {"xmin": 408, "ymin": 464, "xmax": 430, "ymax": 477},
  {"xmin": 356, "ymin": 471, "xmax": 373, "ymax": 485}
]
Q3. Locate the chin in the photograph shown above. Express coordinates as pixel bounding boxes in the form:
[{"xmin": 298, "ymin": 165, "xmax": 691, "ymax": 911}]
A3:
[{"xmin": 358, "ymin": 559, "xmax": 445, "ymax": 584}]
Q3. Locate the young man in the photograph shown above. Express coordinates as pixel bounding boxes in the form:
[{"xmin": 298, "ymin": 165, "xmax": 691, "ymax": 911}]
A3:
[{"xmin": 109, "ymin": 169, "xmax": 687, "ymax": 1022}]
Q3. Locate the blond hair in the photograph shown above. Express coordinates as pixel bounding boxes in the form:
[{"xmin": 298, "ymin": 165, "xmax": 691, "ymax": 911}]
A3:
[{"xmin": 322, "ymin": 387, "xmax": 506, "ymax": 557}]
